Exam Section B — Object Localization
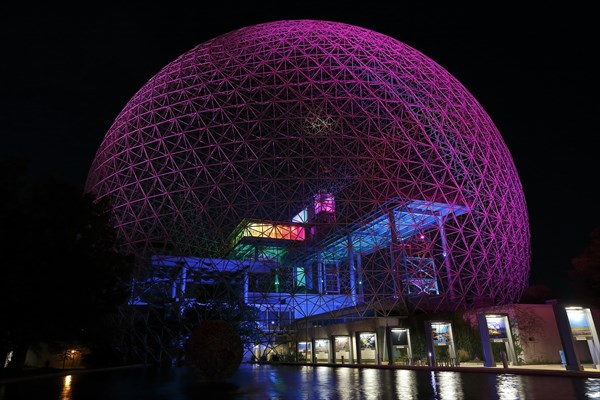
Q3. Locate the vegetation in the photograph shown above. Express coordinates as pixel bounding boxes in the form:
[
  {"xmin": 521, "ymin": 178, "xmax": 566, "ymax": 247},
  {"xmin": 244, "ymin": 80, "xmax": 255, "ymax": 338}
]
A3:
[
  {"xmin": 568, "ymin": 226, "xmax": 600, "ymax": 308},
  {"xmin": 0, "ymin": 157, "xmax": 134, "ymax": 373},
  {"xmin": 402, "ymin": 311, "xmax": 482, "ymax": 364},
  {"xmin": 185, "ymin": 319, "xmax": 244, "ymax": 381}
]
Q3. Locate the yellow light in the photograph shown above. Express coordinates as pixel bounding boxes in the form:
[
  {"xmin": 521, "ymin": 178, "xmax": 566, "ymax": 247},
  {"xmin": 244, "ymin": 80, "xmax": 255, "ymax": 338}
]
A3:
[{"xmin": 61, "ymin": 375, "xmax": 72, "ymax": 400}]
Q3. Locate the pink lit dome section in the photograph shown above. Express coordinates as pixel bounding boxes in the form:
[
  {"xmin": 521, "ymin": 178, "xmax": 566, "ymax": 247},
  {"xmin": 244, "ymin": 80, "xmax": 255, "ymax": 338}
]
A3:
[{"xmin": 86, "ymin": 20, "xmax": 530, "ymax": 310}]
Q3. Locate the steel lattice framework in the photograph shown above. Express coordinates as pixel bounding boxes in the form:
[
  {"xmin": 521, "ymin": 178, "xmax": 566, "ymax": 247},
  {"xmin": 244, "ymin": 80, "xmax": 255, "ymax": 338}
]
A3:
[{"xmin": 85, "ymin": 20, "xmax": 530, "ymax": 362}]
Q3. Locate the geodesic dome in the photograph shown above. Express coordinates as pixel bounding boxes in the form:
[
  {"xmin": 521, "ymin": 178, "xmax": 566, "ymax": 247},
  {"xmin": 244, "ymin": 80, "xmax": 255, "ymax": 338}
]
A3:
[{"xmin": 86, "ymin": 19, "xmax": 529, "ymax": 318}]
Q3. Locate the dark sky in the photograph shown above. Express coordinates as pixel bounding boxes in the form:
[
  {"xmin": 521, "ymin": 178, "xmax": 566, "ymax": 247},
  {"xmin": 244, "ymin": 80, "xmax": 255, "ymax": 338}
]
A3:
[{"xmin": 1, "ymin": 4, "xmax": 597, "ymax": 298}]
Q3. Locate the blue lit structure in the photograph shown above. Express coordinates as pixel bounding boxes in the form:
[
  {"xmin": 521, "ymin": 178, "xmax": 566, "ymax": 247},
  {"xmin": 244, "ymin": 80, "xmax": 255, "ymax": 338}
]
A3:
[{"xmin": 129, "ymin": 196, "xmax": 468, "ymax": 359}]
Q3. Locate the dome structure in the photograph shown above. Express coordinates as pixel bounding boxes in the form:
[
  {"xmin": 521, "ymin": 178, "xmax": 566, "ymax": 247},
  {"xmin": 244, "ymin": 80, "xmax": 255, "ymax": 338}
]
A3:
[{"xmin": 86, "ymin": 20, "xmax": 529, "ymax": 319}]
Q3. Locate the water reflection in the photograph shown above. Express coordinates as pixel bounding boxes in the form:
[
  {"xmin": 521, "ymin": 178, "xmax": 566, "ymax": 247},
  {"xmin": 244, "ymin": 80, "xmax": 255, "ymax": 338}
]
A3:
[
  {"xmin": 586, "ymin": 378, "xmax": 600, "ymax": 399},
  {"xmin": 1, "ymin": 364, "xmax": 599, "ymax": 399},
  {"xmin": 496, "ymin": 374, "xmax": 525, "ymax": 400},
  {"xmin": 437, "ymin": 371, "xmax": 463, "ymax": 400},
  {"xmin": 394, "ymin": 369, "xmax": 417, "ymax": 399},
  {"xmin": 335, "ymin": 367, "xmax": 354, "ymax": 400},
  {"xmin": 266, "ymin": 368, "xmax": 288, "ymax": 397},
  {"xmin": 60, "ymin": 375, "xmax": 72, "ymax": 400},
  {"xmin": 361, "ymin": 368, "xmax": 381, "ymax": 400},
  {"xmin": 313, "ymin": 366, "xmax": 337, "ymax": 399}
]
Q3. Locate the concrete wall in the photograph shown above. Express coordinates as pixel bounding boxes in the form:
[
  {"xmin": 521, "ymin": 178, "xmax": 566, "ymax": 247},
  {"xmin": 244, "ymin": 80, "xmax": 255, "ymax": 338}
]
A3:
[
  {"xmin": 514, "ymin": 304, "xmax": 563, "ymax": 363},
  {"xmin": 470, "ymin": 303, "xmax": 599, "ymax": 364},
  {"xmin": 268, "ymin": 304, "xmax": 600, "ymax": 366}
]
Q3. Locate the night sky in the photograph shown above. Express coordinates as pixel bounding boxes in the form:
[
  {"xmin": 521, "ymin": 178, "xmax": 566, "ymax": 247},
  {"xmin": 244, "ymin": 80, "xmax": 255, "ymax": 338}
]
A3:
[{"xmin": 2, "ymin": 4, "xmax": 597, "ymax": 298}]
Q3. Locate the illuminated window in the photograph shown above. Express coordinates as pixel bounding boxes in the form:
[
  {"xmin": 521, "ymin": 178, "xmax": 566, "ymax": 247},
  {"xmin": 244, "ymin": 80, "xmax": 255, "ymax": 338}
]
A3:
[
  {"xmin": 314, "ymin": 193, "xmax": 335, "ymax": 214},
  {"xmin": 292, "ymin": 208, "xmax": 308, "ymax": 223},
  {"xmin": 244, "ymin": 222, "xmax": 305, "ymax": 241},
  {"xmin": 296, "ymin": 267, "xmax": 306, "ymax": 287}
]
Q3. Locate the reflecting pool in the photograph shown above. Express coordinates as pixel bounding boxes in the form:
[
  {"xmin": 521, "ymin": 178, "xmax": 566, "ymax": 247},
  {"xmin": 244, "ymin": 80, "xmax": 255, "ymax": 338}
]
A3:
[{"xmin": 0, "ymin": 363, "xmax": 599, "ymax": 399}]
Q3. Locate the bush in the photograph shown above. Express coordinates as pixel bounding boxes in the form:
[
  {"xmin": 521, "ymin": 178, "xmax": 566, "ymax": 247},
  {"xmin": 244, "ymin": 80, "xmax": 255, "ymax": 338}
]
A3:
[
  {"xmin": 185, "ymin": 320, "xmax": 244, "ymax": 381},
  {"xmin": 456, "ymin": 348, "xmax": 470, "ymax": 362}
]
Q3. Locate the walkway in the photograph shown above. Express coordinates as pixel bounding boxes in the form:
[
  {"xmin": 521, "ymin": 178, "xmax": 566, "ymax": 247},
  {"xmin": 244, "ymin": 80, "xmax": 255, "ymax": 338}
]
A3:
[
  {"xmin": 297, "ymin": 361, "xmax": 600, "ymax": 379},
  {"xmin": 2, "ymin": 361, "xmax": 599, "ymax": 385}
]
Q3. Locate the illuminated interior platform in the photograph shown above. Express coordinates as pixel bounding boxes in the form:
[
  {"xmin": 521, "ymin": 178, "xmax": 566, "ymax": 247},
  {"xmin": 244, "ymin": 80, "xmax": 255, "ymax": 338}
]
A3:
[
  {"xmin": 130, "ymin": 197, "xmax": 469, "ymax": 335},
  {"xmin": 285, "ymin": 198, "xmax": 469, "ymax": 264}
]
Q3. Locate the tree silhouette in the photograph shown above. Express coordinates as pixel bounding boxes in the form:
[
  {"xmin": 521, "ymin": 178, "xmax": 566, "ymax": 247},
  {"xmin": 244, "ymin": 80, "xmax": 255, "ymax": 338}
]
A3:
[
  {"xmin": 519, "ymin": 284, "xmax": 557, "ymax": 304},
  {"xmin": 185, "ymin": 320, "xmax": 244, "ymax": 381},
  {"xmin": 0, "ymin": 157, "xmax": 133, "ymax": 372},
  {"xmin": 568, "ymin": 226, "xmax": 600, "ymax": 308}
]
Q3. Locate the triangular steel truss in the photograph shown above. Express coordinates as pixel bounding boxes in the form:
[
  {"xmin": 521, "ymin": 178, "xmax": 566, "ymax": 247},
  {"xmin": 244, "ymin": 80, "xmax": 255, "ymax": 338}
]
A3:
[{"xmin": 86, "ymin": 20, "xmax": 530, "ymax": 363}]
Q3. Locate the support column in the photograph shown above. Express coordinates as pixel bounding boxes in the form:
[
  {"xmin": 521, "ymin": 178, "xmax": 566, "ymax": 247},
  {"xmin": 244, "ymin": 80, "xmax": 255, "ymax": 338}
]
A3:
[
  {"xmin": 180, "ymin": 262, "xmax": 187, "ymax": 299},
  {"xmin": 317, "ymin": 251, "xmax": 324, "ymax": 294},
  {"xmin": 355, "ymin": 332, "xmax": 362, "ymax": 364},
  {"xmin": 547, "ymin": 299, "xmax": 583, "ymax": 371},
  {"xmin": 330, "ymin": 335, "xmax": 336, "ymax": 364},
  {"xmin": 438, "ymin": 216, "xmax": 455, "ymax": 301},
  {"xmin": 505, "ymin": 327, "xmax": 518, "ymax": 366},
  {"xmin": 334, "ymin": 260, "xmax": 341, "ymax": 293},
  {"xmin": 477, "ymin": 312, "xmax": 496, "ymax": 367},
  {"xmin": 306, "ymin": 262, "xmax": 313, "ymax": 291},
  {"xmin": 388, "ymin": 211, "xmax": 399, "ymax": 298},
  {"xmin": 348, "ymin": 233, "xmax": 357, "ymax": 305},
  {"xmin": 243, "ymin": 270, "xmax": 249, "ymax": 303},
  {"xmin": 385, "ymin": 326, "xmax": 394, "ymax": 365},
  {"xmin": 356, "ymin": 255, "xmax": 364, "ymax": 302},
  {"xmin": 588, "ymin": 338, "xmax": 600, "ymax": 369},
  {"xmin": 586, "ymin": 306, "xmax": 600, "ymax": 369},
  {"xmin": 424, "ymin": 321, "xmax": 436, "ymax": 367}
]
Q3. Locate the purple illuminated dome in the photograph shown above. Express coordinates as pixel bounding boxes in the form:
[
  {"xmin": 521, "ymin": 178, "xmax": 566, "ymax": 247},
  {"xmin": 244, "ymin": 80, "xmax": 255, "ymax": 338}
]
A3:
[{"xmin": 86, "ymin": 20, "xmax": 530, "ymax": 315}]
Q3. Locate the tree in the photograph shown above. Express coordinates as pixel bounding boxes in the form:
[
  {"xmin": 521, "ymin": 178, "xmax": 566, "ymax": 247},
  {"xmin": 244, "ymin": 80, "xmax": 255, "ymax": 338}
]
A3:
[
  {"xmin": 519, "ymin": 284, "xmax": 557, "ymax": 304},
  {"xmin": 0, "ymin": 158, "xmax": 133, "ymax": 372},
  {"xmin": 185, "ymin": 320, "xmax": 244, "ymax": 381},
  {"xmin": 568, "ymin": 226, "xmax": 600, "ymax": 308}
]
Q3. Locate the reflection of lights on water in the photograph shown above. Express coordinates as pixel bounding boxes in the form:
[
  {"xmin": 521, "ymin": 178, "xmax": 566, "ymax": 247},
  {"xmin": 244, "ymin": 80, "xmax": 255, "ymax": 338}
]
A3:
[
  {"xmin": 431, "ymin": 371, "xmax": 437, "ymax": 398},
  {"xmin": 335, "ymin": 368, "xmax": 354, "ymax": 400},
  {"xmin": 61, "ymin": 375, "xmax": 72, "ymax": 400},
  {"xmin": 361, "ymin": 369, "xmax": 380, "ymax": 400},
  {"xmin": 395, "ymin": 369, "xmax": 417, "ymax": 399},
  {"xmin": 264, "ymin": 367, "xmax": 290, "ymax": 399},
  {"xmin": 313, "ymin": 367, "xmax": 336, "ymax": 399},
  {"xmin": 437, "ymin": 371, "xmax": 463, "ymax": 400},
  {"xmin": 496, "ymin": 374, "xmax": 524, "ymax": 400},
  {"xmin": 586, "ymin": 378, "xmax": 600, "ymax": 398},
  {"xmin": 298, "ymin": 365, "xmax": 312, "ymax": 387},
  {"xmin": 315, "ymin": 366, "xmax": 331, "ymax": 385},
  {"xmin": 429, "ymin": 371, "xmax": 463, "ymax": 400}
]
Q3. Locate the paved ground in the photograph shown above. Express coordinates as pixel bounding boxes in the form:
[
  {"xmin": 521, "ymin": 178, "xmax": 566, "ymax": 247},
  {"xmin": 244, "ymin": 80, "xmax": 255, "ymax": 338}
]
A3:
[
  {"xmin": 1, "ymin": 361, "xmax": 599, "ymax": 384},
  {"xmin": 461, "ymin": 361, "xmax": 599, "ymax": 371},
  {"xmin": 455, "ymin": 361, "xmax": 599, "ymax": 376},
  {"xmin": 335, "ymin": 361, "xmax": 600, "ymax": 378}
]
